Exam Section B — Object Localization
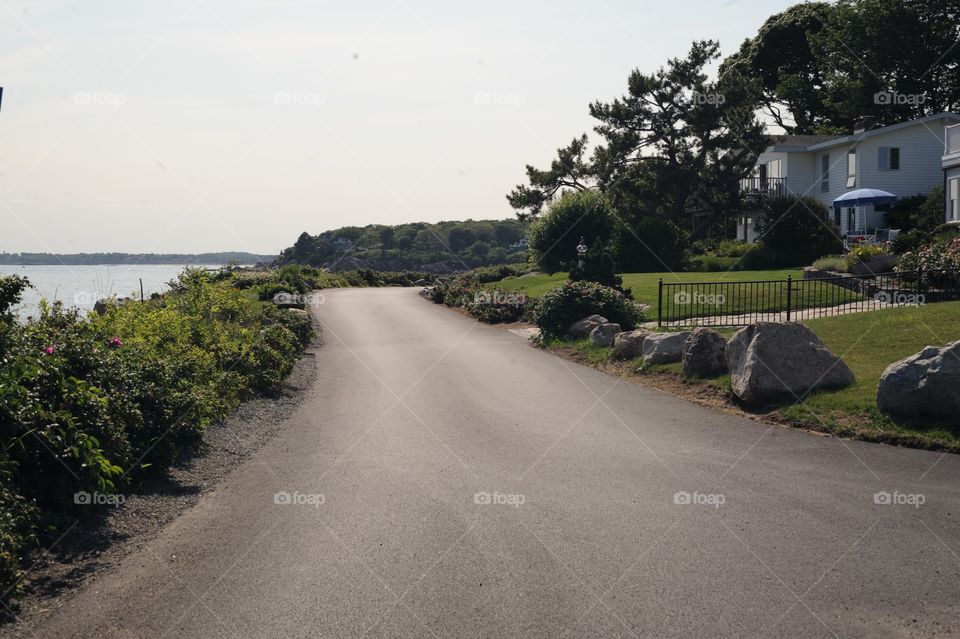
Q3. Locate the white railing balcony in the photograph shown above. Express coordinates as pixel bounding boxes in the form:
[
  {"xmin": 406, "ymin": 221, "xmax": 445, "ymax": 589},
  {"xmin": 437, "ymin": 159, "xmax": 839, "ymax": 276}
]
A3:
[{"xmin": 946, "ymin": 123, "xmax": 960, "ymax": 157}]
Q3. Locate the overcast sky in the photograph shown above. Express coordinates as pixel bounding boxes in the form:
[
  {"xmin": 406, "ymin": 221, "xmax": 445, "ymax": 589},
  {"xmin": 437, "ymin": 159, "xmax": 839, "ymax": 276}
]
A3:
[{"xmin": 0, "ymin": 0, "xmax": 799, "ymax": 255}]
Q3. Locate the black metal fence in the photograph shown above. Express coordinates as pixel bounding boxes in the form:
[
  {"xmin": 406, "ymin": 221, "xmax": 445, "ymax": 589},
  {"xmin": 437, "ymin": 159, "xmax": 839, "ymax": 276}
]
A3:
[{"xmin": 657, "ymin": 269, "xmax": 960, "ymax": 327}]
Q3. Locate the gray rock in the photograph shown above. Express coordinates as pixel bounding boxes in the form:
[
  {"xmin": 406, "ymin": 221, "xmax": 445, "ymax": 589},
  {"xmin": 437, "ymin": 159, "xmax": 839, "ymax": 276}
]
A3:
[
  {"xmin": 642, "ymin": 332, "xmax": 691, "ymax": 365},
  {"xmin": 589, "ymin": 323, "xmax": 621, "ymax": 347},
  {"xmin": 612, "ymin": 329, "xmax": 650, "ymax": 360},
  {"xmin": 877, "ymin": 341, "xmax": 960, "ymax": 418},
  {"xmin": 682, "ymin": 328, "xmax": 727, "ymax": 377},
  {"xmin": 568, "ymin": 314, "xmax": 609, "ymax": 338},
  {"xmin": 272, "ymin": 291, "xmax": 306, "ymax": 310},
  {"xmin": 286, "ymin": 308, "xmax": 311, "ymax": 320},
  {"xmin": 413, "ymin": 278, "xmax": 430, "ymax": 286},
  {"xmin": 93, "ymin": 297, "xmax": 130, "ymax": 315},
  {"xmin": 726, "ymin": 322, "xmax": 854, "ymax": 406}
]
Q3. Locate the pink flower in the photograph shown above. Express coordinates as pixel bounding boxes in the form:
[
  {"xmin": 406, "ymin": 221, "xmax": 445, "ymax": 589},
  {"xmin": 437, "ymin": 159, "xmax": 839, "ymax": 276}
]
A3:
[
  {"xmin": 108, "ymin": 336, "xmax": 123, "ymax": 349},
  {"xmin": 43, "ymin": 345, "xmax": 56, "ymax": 355}
]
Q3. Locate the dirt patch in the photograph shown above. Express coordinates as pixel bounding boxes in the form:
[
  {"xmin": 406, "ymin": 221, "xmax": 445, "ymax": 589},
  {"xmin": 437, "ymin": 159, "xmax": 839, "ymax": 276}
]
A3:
[{"xmin": 0, "ymin": 320, "xmax": 322, "ymax": 631}]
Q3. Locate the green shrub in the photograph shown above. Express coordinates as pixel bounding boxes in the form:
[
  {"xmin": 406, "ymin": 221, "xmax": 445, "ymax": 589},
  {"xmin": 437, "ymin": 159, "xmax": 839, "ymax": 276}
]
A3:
[
  {"xmin": 532, "ymin": 280, "xmax": 644, "ymax": 339},
  {"xmin": 467, "ymin": 263, "xmax": 532, "ymax": 284},
  {"xmin": 738, "ymin": 242, "xmax": 779, "ymax": 270},
  {"xmin": 812, "ymin": 255, "xmax": 847, "ymax": 272},
  {"xmin": 883, "ymin": 187, "xmax": 944, "ymax": 232},
  {"xmin": 713, "ymin": 239, "xmax": 752, "ymax": 258},
  {"xmin": 0, "ymin": 456, "xmax": 38, "ymax": 599},
  {"xmin": 891, "ymin": 228, "xmax": 931, "ymax": 255},
  {"xmin": 688, "ymin": 255, "xmax": 740, "ymax": 272},
  {"xmin": 528, "ymin": 191, "xmax": 618, "ymax": 274}
]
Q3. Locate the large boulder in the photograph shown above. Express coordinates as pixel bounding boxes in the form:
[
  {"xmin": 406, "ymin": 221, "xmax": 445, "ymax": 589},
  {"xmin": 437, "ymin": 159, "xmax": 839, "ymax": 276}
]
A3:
[
  {"xmin": 877, "ymin": 341, "xmax": 960, "ymax": 418},
  {"xmin": 613, "ymin": 329, "xmax": 650, "ymax": 360},
  {"xmin": 727, "ymin": 322, "xmax": 854, "ymax": 406},
  {"xmin": 682, "ymin": 328, "xmax": 727, "ymax": 377},
  {"xmin": 642, "ymin": 332, "xmax": 691, "ymax": 365},
  {"xmin": 568, "ymin": 315, "xmax": 609, "ymax": 338},
  {"xmin": 589, "ymin": 323, "xmax": 621, "ymax": 347}
]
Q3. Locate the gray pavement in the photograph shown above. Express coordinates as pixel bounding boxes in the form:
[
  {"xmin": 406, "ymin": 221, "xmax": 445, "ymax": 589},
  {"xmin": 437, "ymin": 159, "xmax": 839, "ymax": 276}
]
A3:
[{"xmin": 26, "ymin": 287, "xmax": 960, "ymax": 638}]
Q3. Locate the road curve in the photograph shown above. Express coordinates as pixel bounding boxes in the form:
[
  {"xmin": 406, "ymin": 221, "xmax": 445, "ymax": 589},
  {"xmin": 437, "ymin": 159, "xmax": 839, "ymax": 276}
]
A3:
[{"xmin": 27, "ymin": 287, "xmax": 960, "ymax": 638}]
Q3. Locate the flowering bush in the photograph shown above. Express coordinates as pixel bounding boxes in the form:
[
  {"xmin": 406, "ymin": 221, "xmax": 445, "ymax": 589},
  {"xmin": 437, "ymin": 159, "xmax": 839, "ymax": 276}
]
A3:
[
  {"xmin": 429, "ymin": 278, "xmax": 528, "ymax": 324},
  {"xmin": 0, "ymin": 269, "xmax": 313, "ymax": 602},
  {"xmin": 897, "ymin": 236, "xmax": 960, "ymax": 273}
]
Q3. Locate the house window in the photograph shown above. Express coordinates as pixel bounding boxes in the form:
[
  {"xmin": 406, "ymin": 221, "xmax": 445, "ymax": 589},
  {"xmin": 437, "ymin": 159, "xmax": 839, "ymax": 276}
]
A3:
[
  {"xmin": 950, "ymin": 178, "xmax": 959, "ymax": 222},
  {"xmin": 846, "ymin": 149, "xmax": 857, "ymax": 188},
  {"xmin": 820, "ymin": 155, "xmax": 830, "ymax": 192},
  {"xmin": 879, "ymin": 147, "xmax": 900, "ymax": 170},
  {"xmin": 767, "ymin": 159, "xmax": 782, "ymax": 178},
  {"xmin": 847, "ymin": 208, "xmax": 857, "ymax": 232}
]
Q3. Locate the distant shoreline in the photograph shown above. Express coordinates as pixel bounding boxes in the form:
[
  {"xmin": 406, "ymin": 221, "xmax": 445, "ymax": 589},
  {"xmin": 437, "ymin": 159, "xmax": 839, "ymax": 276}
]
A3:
[{"xmin": 0, "ymin": 252, "xmax": 276, "ymax": 266}]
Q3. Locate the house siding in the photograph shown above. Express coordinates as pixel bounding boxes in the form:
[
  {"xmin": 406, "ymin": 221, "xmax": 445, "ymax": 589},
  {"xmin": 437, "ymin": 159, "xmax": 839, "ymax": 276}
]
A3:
[
  {"xmin": 856, "ymin": 122, "xmax": 948, "ymax": 199},
  {"xmin": 740, "ymin": 114, "xmax": 960, "ymax": 240},
  {"xmin": 785, "ymin": 153, "xmax": 816, "ymax": 198}
]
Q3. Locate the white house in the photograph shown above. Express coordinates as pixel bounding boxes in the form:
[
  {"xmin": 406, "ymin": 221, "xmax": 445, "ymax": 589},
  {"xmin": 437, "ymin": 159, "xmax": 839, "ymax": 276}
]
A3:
[
  {"xmin": 943, "ymin": 123, "xmax": 960, "ymax": 225},
  {"xmin": 738, "ymin": 112, "xmax": 960, "ymax": 242}
]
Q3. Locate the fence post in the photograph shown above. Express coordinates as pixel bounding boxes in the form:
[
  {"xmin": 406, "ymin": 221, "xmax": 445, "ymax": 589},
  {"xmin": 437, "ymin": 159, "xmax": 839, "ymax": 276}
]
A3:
[
  {"xmin": 917, "ymin": 268, "xmax": 923, "ymax": 302},
  {"xmin": 785, "ymin": 274, "xmax": 792, "ymax": 322},
  {"xmin": 657, "ymin": 278, "xmax": 663, "ymax": 328}
]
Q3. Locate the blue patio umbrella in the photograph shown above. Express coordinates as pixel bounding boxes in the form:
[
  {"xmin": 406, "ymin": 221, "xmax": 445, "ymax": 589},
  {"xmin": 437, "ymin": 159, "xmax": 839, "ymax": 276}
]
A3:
[{"xmin": 832, "ymin": 188, "xmax": 897, "ymax": 209}]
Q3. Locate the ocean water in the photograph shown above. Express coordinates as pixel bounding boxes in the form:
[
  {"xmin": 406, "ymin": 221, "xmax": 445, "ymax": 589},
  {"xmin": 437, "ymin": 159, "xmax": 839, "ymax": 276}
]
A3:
[{"xmin": 0, "ymin": 264, "xmax": 225, "ymax": 319}]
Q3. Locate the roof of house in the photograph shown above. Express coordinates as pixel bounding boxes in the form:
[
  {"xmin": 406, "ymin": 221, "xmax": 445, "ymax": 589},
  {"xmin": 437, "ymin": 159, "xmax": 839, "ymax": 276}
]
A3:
[
  {"xmin": 764, "ymin": 113, "xmax": 960, "ymax": 154},
  {"xmin": 769, "ymin": 134, "xmax": 845, "ymax": 150}
]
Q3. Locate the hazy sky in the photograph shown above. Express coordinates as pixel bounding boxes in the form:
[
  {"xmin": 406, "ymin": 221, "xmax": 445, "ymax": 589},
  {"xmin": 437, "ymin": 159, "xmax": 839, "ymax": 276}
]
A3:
[{"xmin": 0, "ymin": 0, "xmax": 799, "ymax": 255}]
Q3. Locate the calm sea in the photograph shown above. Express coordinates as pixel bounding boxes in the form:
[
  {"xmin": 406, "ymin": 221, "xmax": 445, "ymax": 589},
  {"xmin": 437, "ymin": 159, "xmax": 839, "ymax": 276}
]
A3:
[{"xmin": 0, "ymin": 264, "xmax": 236, "ymax": 319}]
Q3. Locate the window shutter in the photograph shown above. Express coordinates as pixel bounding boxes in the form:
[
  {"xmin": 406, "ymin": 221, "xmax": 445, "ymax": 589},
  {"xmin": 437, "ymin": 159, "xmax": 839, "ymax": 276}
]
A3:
[{"xmin": 890, "ymin": 148, "xmax": 900, "ymax": 170}]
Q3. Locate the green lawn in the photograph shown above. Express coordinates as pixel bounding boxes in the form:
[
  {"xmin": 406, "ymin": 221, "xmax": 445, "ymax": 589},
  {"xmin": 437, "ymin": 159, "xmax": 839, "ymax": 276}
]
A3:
[
  {"xmin": 496, "ymin": 269, "xmax": 862, "ymax": 321},
  {"xmin": 544, "ymin": 301, "xmax": 960, "ymax": 451},
  {"xmin": 781, "ymin": 301, "xmax": 960, "ymax": 446}
]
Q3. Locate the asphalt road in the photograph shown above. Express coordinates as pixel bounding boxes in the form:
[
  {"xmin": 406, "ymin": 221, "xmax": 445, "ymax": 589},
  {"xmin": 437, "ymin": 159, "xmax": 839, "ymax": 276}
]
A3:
[{"xmin": 27, "ymin": 288, "xmax": 960, "ymax": 638}]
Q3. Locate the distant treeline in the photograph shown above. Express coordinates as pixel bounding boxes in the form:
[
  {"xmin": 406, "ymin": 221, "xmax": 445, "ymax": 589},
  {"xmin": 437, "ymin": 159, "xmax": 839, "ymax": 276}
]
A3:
[
  {"xmin": 279, "ymin": 219, "xmax": 529, "ymax": 272},
  {"xmin": 0, "ymin": 252, "xmax": 276, "ymax": 265}
]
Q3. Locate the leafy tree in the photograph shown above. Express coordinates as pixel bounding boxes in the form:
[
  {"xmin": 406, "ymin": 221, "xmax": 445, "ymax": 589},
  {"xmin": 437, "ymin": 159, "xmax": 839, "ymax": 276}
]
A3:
[
  {"xmin": 448, "ymin": 226, "xmax": 477, "ymax": 253},
  {"xmin": 508, "ymin": 40, "xmax": 765, "ymax": 238},
  {"xmin": 494, "ymin": 221, "xmax": 523, "ymax": 245},
  {"xmin": 725, "ymin": 0, "xmax": 960, "ymax": 133},
  {"xmin": 883, "ymin": 187, "xmax": 946, "ymax": 232},
  {"xmin": 616, "ymin": 217, "xmax": 688, "ymax": 272},
  {"xmin": 466, "ymin": 240, "xmax": 491, "ymax": 261},
  {"xmin": 379, "ymin": 227, "xmax": 395, "ymax": 250},
  {"xmin": 811, "ymin": 0, "xmax": 960, "ymax": 129},
  {"xmin": 758, "ymin": 196, "xmax": 842, "ymax": 266},
  {"xmin": 527, "ymin": 191, "xmax": 618, "ymax": 274},
  {"xmin": 721, "ymin": 3, "xmax": 834, "ymax": 133},
  {"xmin": 333, "ymin": 226, "xmax": 364, "ymax": 242},
  {"xmin": 507, "ymin": 135, "xmax": 593, "ymax": 219}
]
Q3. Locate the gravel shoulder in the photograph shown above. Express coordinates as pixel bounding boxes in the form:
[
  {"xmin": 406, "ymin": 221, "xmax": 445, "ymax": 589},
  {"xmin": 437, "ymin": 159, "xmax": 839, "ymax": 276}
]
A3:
[{"xmin": 0, "ymin": 320, "xmax": 321, "ymax": 633}]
